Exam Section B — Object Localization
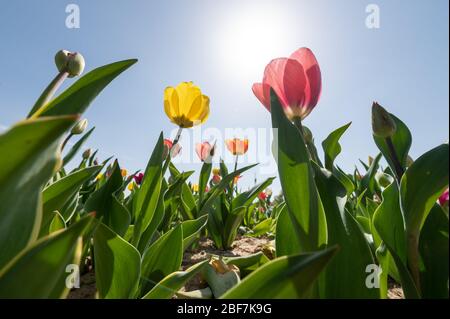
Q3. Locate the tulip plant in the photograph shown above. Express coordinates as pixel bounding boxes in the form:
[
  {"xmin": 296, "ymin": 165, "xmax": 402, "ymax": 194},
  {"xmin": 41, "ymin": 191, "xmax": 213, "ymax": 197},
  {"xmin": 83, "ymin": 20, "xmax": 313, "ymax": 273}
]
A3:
[{"xmin": 0, "ymin": 48, "xmax": 447, "ymax": 299}]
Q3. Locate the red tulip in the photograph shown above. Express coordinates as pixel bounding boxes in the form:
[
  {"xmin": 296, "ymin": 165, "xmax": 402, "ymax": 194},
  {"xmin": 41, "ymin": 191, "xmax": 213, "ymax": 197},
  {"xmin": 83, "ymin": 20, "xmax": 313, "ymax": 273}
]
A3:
[
  {"xmin": 225, "ymin": 138, "xmax": 249, "ymax": 156},
  {"xmin": 439, "ymin": 188, "xmax": 449, "ymax": 206},
  {"xmin": 252, "ymin": 47, "xmax": 322, "ymax": 121},
  {"xmin": 196, "ymin": 141, "xmax": 215, "ymax": 162},
  {"xmin": 211, "ymin": 174, "xmax": 222, "ymax": 185},
  {"xmin": 133, "ymin": 173, "xmax": 144, "ymax": 185},
  {"xmin": 258, "ymin": 192, "xmax": 267, "ymax": 201}
]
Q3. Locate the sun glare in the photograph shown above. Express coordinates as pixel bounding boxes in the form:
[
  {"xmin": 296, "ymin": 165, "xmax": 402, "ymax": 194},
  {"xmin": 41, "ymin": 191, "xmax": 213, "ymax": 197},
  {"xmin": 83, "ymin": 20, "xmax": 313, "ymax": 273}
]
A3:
[{"xmin": 217, "ymin": 5, "xmax": 295, "ymax": 85}]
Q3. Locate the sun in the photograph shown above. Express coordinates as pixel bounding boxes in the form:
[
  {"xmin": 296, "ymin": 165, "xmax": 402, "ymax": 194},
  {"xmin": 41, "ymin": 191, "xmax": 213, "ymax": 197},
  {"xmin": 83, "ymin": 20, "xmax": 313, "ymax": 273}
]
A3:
[{"xmin": 216, "ymin": 4, "xmax": 295, "ymax": 85}]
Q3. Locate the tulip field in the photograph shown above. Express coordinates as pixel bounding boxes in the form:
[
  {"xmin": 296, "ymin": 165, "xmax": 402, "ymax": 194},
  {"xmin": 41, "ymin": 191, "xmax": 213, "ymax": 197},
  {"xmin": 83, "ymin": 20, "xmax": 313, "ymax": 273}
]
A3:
[{"xmin": 0, "ymin": 47, "xmax": 448, "ymax": 300}]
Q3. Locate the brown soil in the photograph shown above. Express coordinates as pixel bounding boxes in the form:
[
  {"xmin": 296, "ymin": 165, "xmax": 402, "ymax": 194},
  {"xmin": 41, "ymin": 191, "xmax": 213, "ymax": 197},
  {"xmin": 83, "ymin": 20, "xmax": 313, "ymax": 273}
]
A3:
[{"xmin": 67, "ymin": 271, "xmax": 97, "ymax": 299}]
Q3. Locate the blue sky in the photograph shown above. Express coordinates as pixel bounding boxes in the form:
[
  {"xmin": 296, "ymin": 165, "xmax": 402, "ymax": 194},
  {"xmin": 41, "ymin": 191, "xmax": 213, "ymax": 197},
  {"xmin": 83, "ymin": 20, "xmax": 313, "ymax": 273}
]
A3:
[{"xmin": 0, "ymin": 0, "xmax": 448, "ymax": 192}]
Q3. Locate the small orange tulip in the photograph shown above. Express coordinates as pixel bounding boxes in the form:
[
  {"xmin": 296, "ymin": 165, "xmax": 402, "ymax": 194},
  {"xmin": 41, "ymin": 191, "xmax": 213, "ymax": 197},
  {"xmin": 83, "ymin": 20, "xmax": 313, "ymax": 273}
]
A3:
[{"xmin": 225, "ymin": 138, "xmax": 249, "ymax": 156}]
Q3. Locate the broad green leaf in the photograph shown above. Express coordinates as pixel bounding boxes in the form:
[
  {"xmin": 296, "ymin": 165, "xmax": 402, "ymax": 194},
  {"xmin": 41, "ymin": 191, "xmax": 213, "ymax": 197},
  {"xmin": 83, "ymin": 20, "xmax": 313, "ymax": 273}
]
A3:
[
  {"xmin": 94, "ymin": 223, "xmax": 141, "ymax": 299},
  {"xmin": 49, "ymin": 211, "xmax": 66, "ymax": 233},
  {"xmin": 223, "ymin": 207, "xmax": 246, "ymax": 249},
  {"xmin": 270, "ymin": 89, "xmax": 326, "ymax": 252},
  {"xmin": 373, "ymin": 182, "xmax": 420, "ymax": 298},
  {"xmin": 275, "ymin": 205, "xmax": 305, "ymax": 257},
  {"xmin": 0, "ymin": 116, "xmax": 77, "ymax": 269},
  {"xmin": 62, "ymin": 127, "xmax": 95, "ymax": 166},
  {"xmin": 373, "ymin": 113, "xmax": 412, "ymax": 175},
  {"xmin": 232, "ymin": 177, "xmax": 275, "ymax": 208},
  {"xmin": 132, "ymin": 133, "xmax": 164, "ymax": 246},
  {"xmin": 33, "ymin": 59, "xmax": 137, "ymax": 117},
  {"xmin": 313, "ymin": 164, "xmax": 378, "ymax": 298},
  {"xmin": 42, "ymin": 165, "xmax": 101, "ymax": 227},
  {"xmin": 142, "ymin": 260, "xmax": 209, "ymax": 299},
  {"xmin": 221, "ymin": 247, "xmax": 338, "ymax": 299},
  {"xmin": 419, "ymin": 204, "xmax": 449, "ymax": 299},
  {"xmin": 400, "ymin": 143, "xmax": 449, "ymax": 290},
  {"xmin": 140, "ymin": 225, "xmax": 183, "ymax": 295},
  {"xmin": 322, "ymin": 122, "xmax": 351, "ymax": 170},
  {"xmin": 249, "ymin": 218, "xmax": 273, "ymax": 237},
  {"xmin": 181, "ymin": 215, "xmax": 208, "ymax": 250},
  {"xmin": 85, "ymin": 161, "xmax": 130, "ymax": 236},
  {"xmin": 0, "ymin": 215, "xmax": 93, "ymax": 298},
  {"xmin": 224, "ymin": 252, "xmax": 270, "ymax": 277},
  {"xmin": 360, "ymin": 153, "xmax": 382, "ymax": 197}
]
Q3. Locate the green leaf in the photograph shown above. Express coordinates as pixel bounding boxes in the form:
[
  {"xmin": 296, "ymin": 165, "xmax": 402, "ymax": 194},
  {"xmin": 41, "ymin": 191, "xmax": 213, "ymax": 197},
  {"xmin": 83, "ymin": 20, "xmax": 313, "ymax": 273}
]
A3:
[
  {"xmin": 199, "ymin": 164, "xmax": 258, "ymax": 216},
  {"xmin": 373, "ymin": 113, "xmax": 412, "ymax": 173},
  {"xmin": 85, "ymin": 161, "xmax": 130, "ymax": 237},
  {"xmin": 419, "ymin": 205, "xmax": 449, "ymax": 298},
  {"xmin": 49, "ymin": 212, "xmax": 66, "ymax": 233},
  {"xmin": 270, "ymin": 89, "xmax": 326, "ymax": 252},
  {"xmin": 93, "ymin": 223, "xmax": 141, "ymax": 299},
  {"xmin": 181, "ymin": 215, "xmax": 208, "ymax": 250},
  {"xmin": 142, "ymin": 260, "xmax": 209, "ymax": 299},
  {"xmin": 140, "ymin": 225, "xmax": 183, "ymax": 295},
  {"xmin": 321, "ymin": 122, "xmax": 351, "ymax": 170},
  {"xmin": 223, "ymin": 207, "xmax": 247, "ymax": 249},
  {"xmin": 232, "ymin": 177, "xmax": 275, "ymax": 208},
  {"xmin": 42, "ymin": 165, "xmax": 101, "ymax": 229},
  {"xmin": 132, "ymin": 133, "xmax": 164, "ymax": 246},
  {"xmin": 275, "ymin": 204, "xmax": 304, "ymax": 257},
  {"xmin": 400, "ymin": 143, "xmax": 449, "ymax": 290},
  {"xmin": 0, "ymin": 215, "xmax": 93, "ymax": 298},
  {"xmin": 62, "ymin": 127, "xmax": 95, "ymax": 166},
  {"xmin": 33, "ymin": 59, "xmax": 137, "ymax": 117},
  {"xmin": 373, "ymin": 182, "xmax": 420, "ymax": 298},
  {"xmin": 249, "ymin": 218, "xmax": 273, "ymax": 237},
  {"xmin": 198, "ymin": 162, "xmax": 212, "ymax": 205},
  {"xmin": 313, "ymin": 164, "xmax": 378, "ymax": 298},
  {"xmin": 224, "ymin": 252, "xmax": 270, "ymax": 277},
  {"xmin": 221, "ymin": 247, "xmax": 338, "ymax": 299},
  {"xmin": 0, "ymin": 116, "xmax": 77, "ymax": 269}
]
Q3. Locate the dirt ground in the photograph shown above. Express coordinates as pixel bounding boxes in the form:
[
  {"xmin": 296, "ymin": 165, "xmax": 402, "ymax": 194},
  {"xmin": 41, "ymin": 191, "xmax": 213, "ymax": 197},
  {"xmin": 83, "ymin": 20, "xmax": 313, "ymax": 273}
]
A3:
[{"xmin": 67, "ymin": 235, "xmax": 405, "ymax": 299}]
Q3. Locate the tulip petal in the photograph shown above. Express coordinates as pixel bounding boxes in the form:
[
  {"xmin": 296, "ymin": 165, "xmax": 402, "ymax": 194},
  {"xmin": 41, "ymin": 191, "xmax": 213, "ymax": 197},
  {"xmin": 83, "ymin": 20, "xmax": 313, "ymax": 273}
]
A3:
[
  {"xmin": 290, "ymin": 47, "xmax": 322, "ymax": 107},
  {"xmin": 198, "ymin": 96, "xmax": 210, "ymax": 124},
  {"xmin": 281, "ymin": 58, "xmax": 308, "ymax": 109},
  {"xmin": 164, "ymin": 87, "xmax": 179, "ymax": 121},
  {"xmin": 252, "ymin": 83, "xmax": 270, "ymax": 111},
  {"xmin": 176, "ymin": 82, "xmax": 202, "ymax": 117}
]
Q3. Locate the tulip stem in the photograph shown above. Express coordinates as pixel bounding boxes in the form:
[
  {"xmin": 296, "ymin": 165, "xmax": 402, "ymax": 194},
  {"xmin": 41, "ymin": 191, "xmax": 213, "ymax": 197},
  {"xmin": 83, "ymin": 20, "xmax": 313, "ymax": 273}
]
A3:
[
  {"xmin": 61, "ymin": 133, "xmax": 73, "ymax": 151},
  {"xmin": 385, "ymin": 136, "xmax": 404, "ymax": 181},
  {"xmin": 293, "ymin": 118, "xmax": 305, "ymax": 136},
  {"xmin": 162, "ymin": 127, "xmax": 183, "ymax": 175},
  {"xmin": 28, "ymin": 71, "xmax": 69, "ymax": 118}
]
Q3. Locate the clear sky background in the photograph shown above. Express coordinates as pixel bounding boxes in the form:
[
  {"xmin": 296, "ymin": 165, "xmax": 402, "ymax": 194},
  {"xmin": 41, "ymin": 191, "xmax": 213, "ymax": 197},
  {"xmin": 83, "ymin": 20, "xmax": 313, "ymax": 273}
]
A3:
[{"xmin": 1, "ymin": 0, "xmax": 448, "ymax": 193}]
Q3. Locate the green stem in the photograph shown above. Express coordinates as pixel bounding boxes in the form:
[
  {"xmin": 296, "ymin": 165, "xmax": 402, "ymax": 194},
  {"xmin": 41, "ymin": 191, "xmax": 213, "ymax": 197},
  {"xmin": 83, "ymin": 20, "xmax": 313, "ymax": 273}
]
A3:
[
  {"xmin": 162, "ymin": 127, "xmax": 183, "ymax": 175},
  {"xmin": 28, "ymin": 71, "xmax": 69, "ymax": 118},
  {"xmin": 293, "ymin": 117, "xmax": 305, "ymax": 136},
  {"xmin": 61, "ymin": 133, "xmax": 73, "ymax": 151},
  {"xmin": 385, "ymin": 136, "xmax": 404, "ymax": 181}
]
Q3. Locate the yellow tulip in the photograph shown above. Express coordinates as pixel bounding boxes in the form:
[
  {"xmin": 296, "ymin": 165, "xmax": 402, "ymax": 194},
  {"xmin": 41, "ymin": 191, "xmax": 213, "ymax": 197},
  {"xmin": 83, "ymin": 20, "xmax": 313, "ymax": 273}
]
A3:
[
  {"xmin": 212, "ymin": 168, "xmax": 221, "ymax": 176},
  {"xmin": 96, "ymin": 173, "xmax": 104, "ymax": 181},
  {"xmin": 164, "ymin": 82, "xmax": 210, "ymax": 128},
  {"xmin": 191, "ymin": 184, "xmax": 199, "ymax": 193},
  {"xmin": 121, "ymin": 169, "xmax": 128, "ymax": 177},
  {"xmin": 128, "ymin": 182, "xmax": 135, "ymax": 191}
]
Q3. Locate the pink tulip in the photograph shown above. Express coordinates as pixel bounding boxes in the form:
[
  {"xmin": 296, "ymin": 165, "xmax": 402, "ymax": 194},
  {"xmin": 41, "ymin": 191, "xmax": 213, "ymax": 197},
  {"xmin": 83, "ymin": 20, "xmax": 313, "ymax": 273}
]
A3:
[
  {"xmin": 252, "ymin": 47, "xmax": 322, "ymax": 121},
  {"xmin": 163, "ymin": 139, "xmax": 181, "ymax": 158},
  {"xmin": 196, "ymin": 142, "xmax": 215, "ymax": 162},
  {"xmin": 439, "ymin": 188, "xmax": 449, "ymax": 206}
]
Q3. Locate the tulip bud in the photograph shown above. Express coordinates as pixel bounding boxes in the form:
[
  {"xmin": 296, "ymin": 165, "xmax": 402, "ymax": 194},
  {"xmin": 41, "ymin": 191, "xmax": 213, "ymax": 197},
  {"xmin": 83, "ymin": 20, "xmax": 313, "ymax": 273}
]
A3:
[
  {"xmin": 82, "ymin": 148, "xmax": 91, "ymax": 159},
  {"xmin": 372, "ymin": 102, "xmax": 397, "ymax": 138},
  {"xmin": 54, "ymin": 50, "xmax": 85, "ymax": 78},
  {"xmin": 302, "ymin": 126, "xmax": 313, "ymax": 143},
  {"xmin": 71, "ymin": 119, "xmax": 88, "ymax": 135},
  {"xmin": 211, "ymin": 174, "xmax": 221, "ymax": 185}
]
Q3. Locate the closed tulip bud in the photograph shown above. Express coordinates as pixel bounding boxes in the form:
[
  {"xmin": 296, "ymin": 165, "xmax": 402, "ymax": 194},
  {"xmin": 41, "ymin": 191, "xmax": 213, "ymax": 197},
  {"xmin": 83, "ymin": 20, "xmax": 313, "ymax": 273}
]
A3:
[
  {"xmin": 71, "ymin": 119, "xmax": 88, "ymax": 135},
  {"xmin": 54, "ymin": 50, "xmax": 85, "ymax": 78},
  {"xmin": 82, "ymin": 148, "xmax": 91, "ymax": 159},
  {"xmin": 372, "ymin": 102, "xmax": 396, "ymax": 138}
]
